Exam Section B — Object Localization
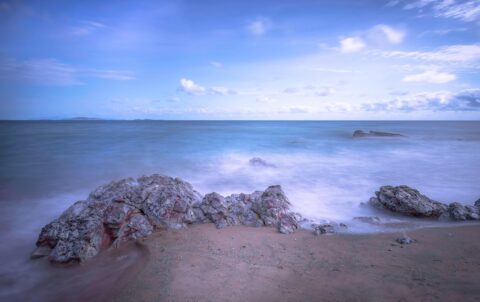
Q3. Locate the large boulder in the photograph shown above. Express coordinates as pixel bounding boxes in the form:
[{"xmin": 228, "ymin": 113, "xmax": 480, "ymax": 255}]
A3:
[
  {"xmin": 369, "ymin": 185, "xmax": 447, "ymax": 218},
  {"xmin": 33, "ymin": 174, "xmax": 201, "ymax": 263}
]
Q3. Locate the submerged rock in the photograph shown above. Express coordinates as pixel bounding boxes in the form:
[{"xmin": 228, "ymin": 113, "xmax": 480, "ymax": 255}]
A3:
[
  {"xmin": 33, "ymin": 174, "xmax": 301, "ymax": 263},
  {"xmin": 353, "ymin": 130, "xmax": 404, "ymax": 138},
  {"xmin": 369, "ymin": 185, "xmax": 447, "ymax": 218},
  {"xmin": 249, "ymin": 157, "xmax": 276, "ymax": 168}
]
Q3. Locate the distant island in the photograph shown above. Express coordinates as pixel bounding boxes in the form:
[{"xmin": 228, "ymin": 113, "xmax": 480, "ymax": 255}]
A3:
[{"xmin": 62, "ymin": 117, "xmax": 105, "ymax": 121}]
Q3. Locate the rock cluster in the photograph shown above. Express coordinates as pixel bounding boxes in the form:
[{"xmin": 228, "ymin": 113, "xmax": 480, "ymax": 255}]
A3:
[
  {"xmin": 33, "ymin": 174, "xmax": 301, "ymax": 263},
  {"xmin": 353, "ymin": 130, "xmax": 404, "ymax": 138},
  {"xmin": 369, "ymin": 185, "xmax": 480, "ymax": 221}
]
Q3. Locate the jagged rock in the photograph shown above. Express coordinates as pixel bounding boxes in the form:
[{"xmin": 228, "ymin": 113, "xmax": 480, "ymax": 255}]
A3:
[
  {"xmin": 33, "ymin": 175, "xmax": 199, "ymax": 263},
  {"xmin": 369, "ymin": 185, "xmax": 447, "ymax": 218},
  {"xmin": 396, "ymin": 236, "xmax": 415, "ymax": 245},
  {"xmin": 312, "ymin": 222, "xmax": 347, "ymax": 235},
  {"xmin": 33, "ymin": 175, "xmax": 301, "ymax": 264},
  {"xmin": 252, "ymin": 185, "xmax": 291, "ymax": 226},
  {"xmin": 197, "ymin": 186, "xmax": 300, "ymax": 233},
  {"xmin": 353, "ymin": 130, "xmax": 404, "ymax": 138},
  {"xmin": 249, "ymin": 157, "xmax": 276, "ymax": 168},
  {"xmin": 446, "ymin": 202, "xmax": 480, "ymax": 221},
  {"xmin": 475, "ymin": 198, "xmax": 480, "ymax": 208}
]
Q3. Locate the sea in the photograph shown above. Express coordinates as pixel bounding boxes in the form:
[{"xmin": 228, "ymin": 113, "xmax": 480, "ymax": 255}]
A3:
[{"xmin": 0, "ymin": 120, "xmax": 479, "ymax": 298}]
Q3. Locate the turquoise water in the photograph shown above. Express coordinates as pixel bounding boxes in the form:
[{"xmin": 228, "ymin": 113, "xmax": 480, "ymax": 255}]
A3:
[{"xmin": 0, "ymin": 120, "xmax": 479, "ymax": 279}]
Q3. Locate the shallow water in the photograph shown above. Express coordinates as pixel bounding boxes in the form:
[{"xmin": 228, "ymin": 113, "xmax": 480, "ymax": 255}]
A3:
[{"xmin": 0, "ymin": 120, "xmax": 479, "ymax": 296}]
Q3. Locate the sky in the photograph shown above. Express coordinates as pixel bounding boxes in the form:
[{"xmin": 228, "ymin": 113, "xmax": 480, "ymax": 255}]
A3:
[{"xmin": 0, "ymin": 0, "xmax": 479, "ymax": 120}]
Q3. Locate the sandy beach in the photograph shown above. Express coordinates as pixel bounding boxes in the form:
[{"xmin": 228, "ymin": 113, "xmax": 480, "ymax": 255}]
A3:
[
  {"xmin": 105, "ymin": 223, "xmax": 480, "ymax": 302},
  {"xmin": 2, "ymin": 222, "xmax": 480, "ymax": 302}
]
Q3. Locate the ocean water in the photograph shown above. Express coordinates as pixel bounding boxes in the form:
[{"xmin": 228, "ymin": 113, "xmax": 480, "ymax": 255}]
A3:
[{"xmin": 0, "ymin": 120, "xmax": 479, "ymax": 294}]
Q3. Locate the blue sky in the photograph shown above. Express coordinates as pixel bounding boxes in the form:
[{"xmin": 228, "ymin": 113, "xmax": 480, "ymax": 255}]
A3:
[{"xmin": 0, "ymin": 0, "xmax": 479, "ymax": 120}]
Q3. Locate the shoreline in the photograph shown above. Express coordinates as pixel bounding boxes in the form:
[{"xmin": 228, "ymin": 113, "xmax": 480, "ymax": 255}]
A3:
[
  {"xmin": 113, "ymin": 223, "xmax": 480, "ymax": 302},
  {"xmin": 6, "ymin": 222, "xmax": 479, "ymax": 302}
]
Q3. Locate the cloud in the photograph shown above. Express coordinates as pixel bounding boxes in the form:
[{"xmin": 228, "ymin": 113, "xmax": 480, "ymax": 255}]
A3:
[
  {"xmin": 339, "ymin": 24, "xmax": 405, "ymax": 53},
  {"xmin": 70, "ymin": 20, "xmax": 105, "ymax": 36},
  {"xmin": 403, "ymin": 69, "xmax": 456, "ymax": 83},
  {"xmin": 315, "ymin": 87, "xmax": 336, "ymax": 96},
  {"xmin": 210, "ymin": 61, "xmax": 223, "ymax": 68},
  {"xmin": 380, "ymin": 44, "xmax": 480, "ymax": 63},
  {"xmin": 399, "ymin": 0, "xmax": 480, "ymax": 22},
  {"xmin": 370, "ymin": 24, "xmax": 406, "ymax": 44},
  {"xmin": 0, "ymin": 58, "xmax": 80, "ymax": 85},
  {"xmin": 0, "ymin": 58, "xmax": 135, "ymax": 85},
  {"xmin": 179, "ymin": 78, "xmax": 207, "ymax": 95},
  {"xmin": 211, "ymin": 86, "xmax": 237, "ymax": 95},
  {"xmin": 312, "ymin": 67, "xmax": 356, "ymax": 73},
  {"xmin": 246, "ymin": 17, "xmax": 271, "ymax": 36},
  {"xmin": 419, "ymin": 27, "xmax": 468, "ymax": 36},
  {"xmin": 362, "ymin": 89, "xmax": 480, "ymax": 112},
  {"xmin": 88, "ymin": 70, "xmax": 135, "ymax": 80},
  {"xmin": 339, "ymin": 37, "xmax": 366, "ymax": 53},
  {"xmin": 281, "ymin": 85, "xmax": 336, "ymax": 97},
  {"xmin": 179, "ymin": 79, "xmax": 236, "ymax": 96}
]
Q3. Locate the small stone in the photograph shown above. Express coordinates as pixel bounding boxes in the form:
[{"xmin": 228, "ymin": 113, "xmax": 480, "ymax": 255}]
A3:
[{"xmin": 396, "ymin": 236, "xmax": 416, "ymax": 245}]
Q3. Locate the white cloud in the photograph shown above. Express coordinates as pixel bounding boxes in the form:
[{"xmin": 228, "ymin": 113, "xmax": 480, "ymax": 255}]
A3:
[
  {"xmin": 370, "ymin": 24, "xmax": 406, "ymax": 44},
  {"xmin": 246, "ymin": 17, "xmax": 271, "ymax": 36},
  {"xmin": 0, "ymin": 58, "xmax": 134, "ymax": 85},
  {"xmin": 315, "ymin": 87, "xmax": 336, "ymax": 96},
  {"xmin": 210, "ymin": 61, "xmax": 223, "ymax": 68},
  {"xmin": 71, "ymin": 20, "xmax": 105, "ymax": 36},
  {"xmin": 210, "ymin": 86, "xmax": 237, "ymax": 95},
  {"xmin": 403, "ymin": 69, "xmax": 456, "ymax": 84},
  {"xmin": 179, "ymin": 78, "xmax": 237, "ymax": 96},
  {"xmin": 89, "ymin": 70, "xmax": 134, "ymax": 80},
  {"xmin": 362, "ymin": 89, "xmax": 480, "ymax": 112},
  {"xmin": 312, "ymin": 67, "xmax": 356, "ymax": 73},
  {"xmin": 179, "ymin": 78, "xmax": 207, "ymax": 95},
  {"xmin": 400, "ymin": 0, "xmax": 480, "ymax": 22},
  {"xmin": 339, "ymin": 37, "xmax": 366, "ymax": 53},
  {"xmin": 280, "ymin": 85, "xmax": 335, "ymax": 96},
  {"xmin": 381, "ymin": 44, "xmax": 480, "ymax": 63}
]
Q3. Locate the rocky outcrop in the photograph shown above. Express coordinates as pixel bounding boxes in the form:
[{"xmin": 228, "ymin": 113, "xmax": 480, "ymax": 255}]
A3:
[
  {"xmin": 369, "ymin": 186, "xmax": 480, "ymax": 222},
  {"xmin": 197, "ymin": 185, "xmax": 300, "ymax": 234},
  {"xmin": 353, "ymin": 130, "xmax": 404, "ymax": 138},
  {"xmin": 369, "ymin": 185, "xmax": 448, "ymax": 218},
  {"xmin": 33, "ymin": 174, "xmax": 301, "ymax": 263}
]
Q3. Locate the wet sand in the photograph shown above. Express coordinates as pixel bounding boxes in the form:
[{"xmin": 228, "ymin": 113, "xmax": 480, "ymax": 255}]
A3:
[
  {"xmin": 112, "ymin": 223, "xmax": 480, "ymax": 302},
  {"xmin": 4, "ymin": 223, "xmax": 480, "ymax": 302}
]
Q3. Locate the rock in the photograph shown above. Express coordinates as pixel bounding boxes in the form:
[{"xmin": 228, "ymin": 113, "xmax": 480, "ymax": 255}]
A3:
[
  {"xmin": 249, "ymin": 157, "xmax": 276, "ymax": 168},
  {"xmin": 446, "ymin": 202, "xmax": 480, "ymax": 221},
  {"xmin": 396, "ymin": 235, "xmax": 415, "ymax": 245},
  {"xmin": 353, "ymin": 130, "xmax": 404, "ymax": 138},
  {"xmin": 197, "ymin": 186, "xmax": 300, "ymax": 233},
  {"xmin": 312, "ymin": 222, "xmax": 347, "ymax": 235},
  {"xmin": 369, "ymin": 185, "xmax": 447, "ymax": 218},
  {"xmin": 353, "ymin": 216, "xmax": 382, "ymax": 225},
  {"xmin": 200, "ymin": 192, "xmax": 231, "ymax": 229},
  {"xmin": 34, "ymin": 175, "xmax": 302, "ymax": 263},
  {"xmin": 252, "ymin": 185, "xmax": 291, "ymax": 226},
  {"xmin": 475, "ymin": 198, "xmax": 480, "ymax": 208},
  {"xmin": 34, "ymin": 174, "xmax": 199, "ymax": 263}
]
